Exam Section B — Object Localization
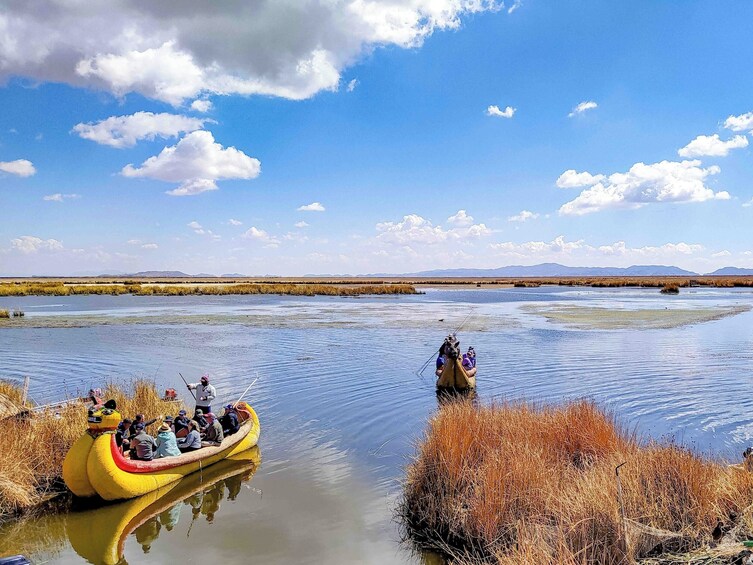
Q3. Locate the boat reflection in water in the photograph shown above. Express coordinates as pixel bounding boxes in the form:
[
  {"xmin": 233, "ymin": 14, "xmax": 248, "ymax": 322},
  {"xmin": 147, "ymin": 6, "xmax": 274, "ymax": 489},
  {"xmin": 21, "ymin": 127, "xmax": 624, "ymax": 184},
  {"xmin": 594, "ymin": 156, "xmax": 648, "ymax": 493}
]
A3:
[{"xmin": 65, "ymin": 447, "xmax": 261, "ymax": 565}]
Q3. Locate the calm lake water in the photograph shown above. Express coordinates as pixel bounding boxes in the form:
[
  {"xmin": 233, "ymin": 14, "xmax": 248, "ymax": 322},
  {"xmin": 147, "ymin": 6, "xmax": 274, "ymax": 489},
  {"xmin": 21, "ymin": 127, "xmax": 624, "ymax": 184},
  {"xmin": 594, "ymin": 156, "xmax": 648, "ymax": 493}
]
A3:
[{"xmin": 2, "ymin": 287, "xmax": 753, "ymax": 564}]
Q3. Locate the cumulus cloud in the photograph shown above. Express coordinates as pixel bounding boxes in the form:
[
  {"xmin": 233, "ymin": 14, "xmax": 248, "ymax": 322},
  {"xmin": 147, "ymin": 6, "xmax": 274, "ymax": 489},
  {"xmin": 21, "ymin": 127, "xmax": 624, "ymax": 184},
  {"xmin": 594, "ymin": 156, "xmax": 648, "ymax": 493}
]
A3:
[
  {"xmin": 242, "ymin": 226, "xmax": 279, "ymax": 247},
  {"xmin": 121, "ymin": 130, "xmax": 260, "ymax": 196},
  {"xmin": 43, "ymin": 193, "xmax": 80, "ymax": 202},
  {"xmin": 491, "ymin": 235, "xmax": 584, "ymax": 255},
  {"xmin": 73, "ymin": 112, "xmax": 207, "ymax": 148},
  {"xmin": 724, "ymin": 112, "xmax": 753, "ymax": 133},
  {"xmin": 11, "ymin": 236, "xmax": 63, "ymax": 253},
  {"xmin": 346, "ymin": 79, "xmax": 358, "ymax": 92},
  {"xmin": 508, "ymin": 210, "xmax": 539, "ymax": 222},
  {"xmin": 712, "ymin": 250, "xmax": 731, "ymax": 258},
  {"xmin": 228, "ymin": 218, "xmax": 243, "ymax": 226},
  {"xmin": 297, "ymin": 202, "xmax": 325, "ymax": 212},
  {"xmin": 190, "ymin": 99, "xmax": 213, "ymax": 113},
  {"xmin": 677, "ymin": 134, "xmax": 748, "ymax": 158},
  {"xmin": 141, "ymin": 243, "xmax": 158, "ymax": 249},
  {"xmin": 568, "ymin": 101, "xmax": 597, "ymax": 117},
  {"xmin": 486, "ymin": 105, "xmax": 515, "ymax": 118},
  {"xmin": 294, "ymin": 221, "xmax": 310, "ymax": 228},
  {"xmin": 0, "ymin": 159, "xmax": 36, "ymax": 177},
  {"xmin": 489, "ymin": 236, "xmax": 705, "ymax": 263},
  {"xmin": 558, "ymin": 160, "xmax": 728, "ymax": 216},
  {"xmin": 556, "ymin": 170, "xmax": 606, "ymax": 188},
  {"xmin": 0, "ymin": 1, "xmax": 502, "ymax": 105},
  {"xmin": 447, "ymin": 210, "xmax": 474, "ymax": 226},
  {"xmin": 743, "ymin": 198, "xmax": 753, "ymax": 208},
  {"xmin": 376, "ymin": 214, "xmax": 491, "ymax": 245}
]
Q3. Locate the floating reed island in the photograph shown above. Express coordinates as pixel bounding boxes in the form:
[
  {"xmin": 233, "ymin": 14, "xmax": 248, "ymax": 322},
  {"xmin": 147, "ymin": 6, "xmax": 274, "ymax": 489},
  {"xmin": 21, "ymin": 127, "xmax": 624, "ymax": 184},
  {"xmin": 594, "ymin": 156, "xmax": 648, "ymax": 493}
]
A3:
[
  {"xmin": 0, "ymin": 281, "xmax": 419, "ymax": 297},
  {"xmin": 400, "ymin": 400, "xmax": 753, "ymax": 564},
  {"xmin": 0, "ymin": 379, "xmax": 185, "ymax": 518}
]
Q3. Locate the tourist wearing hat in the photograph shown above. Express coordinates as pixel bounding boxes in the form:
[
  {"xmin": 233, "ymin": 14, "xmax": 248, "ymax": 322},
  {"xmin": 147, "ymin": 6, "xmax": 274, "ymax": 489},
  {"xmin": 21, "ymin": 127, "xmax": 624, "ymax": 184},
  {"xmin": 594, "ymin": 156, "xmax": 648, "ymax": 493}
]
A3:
[
  {"xmin": 154, "ymin": 422, "xmax": 180, "ymax": 458},
  {"xmin": 187, "ymin": 373, "xmax": 217, "ymax": 416},
  {"xmin": 220, "ymin": 404, "xmax": 240, "ymax": 436},
  {"xmin": 201, "ymin": 412, "xmax": 224, "ymax": 445},
  {"xmin": 192, "ymin": 408, "xmax": 208, "ymax": 431},
  {"xmin": 173, "ymin": 410, "xmax": 190, "ymax": 438}
]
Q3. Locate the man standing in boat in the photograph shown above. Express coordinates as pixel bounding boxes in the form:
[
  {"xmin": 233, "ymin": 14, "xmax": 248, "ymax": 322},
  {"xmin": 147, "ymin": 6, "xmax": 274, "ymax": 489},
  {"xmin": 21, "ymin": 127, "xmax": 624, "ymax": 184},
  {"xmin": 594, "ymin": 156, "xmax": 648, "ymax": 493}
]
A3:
[{"xmin": 187, "ymin": 374, "xmax": 217, "ymax": 417}]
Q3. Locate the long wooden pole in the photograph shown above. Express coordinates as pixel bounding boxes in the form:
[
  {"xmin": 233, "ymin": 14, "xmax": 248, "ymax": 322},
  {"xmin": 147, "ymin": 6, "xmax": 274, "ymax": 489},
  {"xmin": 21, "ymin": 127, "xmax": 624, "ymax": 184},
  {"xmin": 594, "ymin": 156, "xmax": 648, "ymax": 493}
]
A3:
[
  {"xmin": 232, "ymin": 374, "xmax": 258, "ymax": 408},
  {"xmin": 615, "ymin": 462, "xmax": 628, "ymax": 555},
  {"xmin": 179, "ymin": 372, "xmax": 197, "ymax": 400}
]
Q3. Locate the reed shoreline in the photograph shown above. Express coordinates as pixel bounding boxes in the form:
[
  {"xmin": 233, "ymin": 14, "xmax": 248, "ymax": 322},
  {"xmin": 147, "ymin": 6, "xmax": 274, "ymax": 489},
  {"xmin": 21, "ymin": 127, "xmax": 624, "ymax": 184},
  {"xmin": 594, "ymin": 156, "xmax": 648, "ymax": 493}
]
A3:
[
  {"xmin": 0, "ymin": 379, "xmax": 186, "ymax": 520},
  {"xmin": 400, "ymin": 400, "xmax": 753, "ymax": 564},
  {"xmin": 0, "ymin": 281, "xmax": 419, "ymax": 297}
]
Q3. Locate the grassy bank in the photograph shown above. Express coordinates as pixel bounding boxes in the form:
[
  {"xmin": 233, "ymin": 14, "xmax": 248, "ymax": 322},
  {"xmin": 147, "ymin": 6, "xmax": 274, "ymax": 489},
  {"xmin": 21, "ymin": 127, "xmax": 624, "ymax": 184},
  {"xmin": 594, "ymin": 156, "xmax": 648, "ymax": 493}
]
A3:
[
  {"xmin": 0, "ymin": 281, "xmax": 418, "ymax": 297},
  {"xmin": 400, "ymin": 400, "xmax": 753, "ymax": 564},
  {"xmin": 0, "ymin": 380, "xmax": 185, "ymax": 518}
]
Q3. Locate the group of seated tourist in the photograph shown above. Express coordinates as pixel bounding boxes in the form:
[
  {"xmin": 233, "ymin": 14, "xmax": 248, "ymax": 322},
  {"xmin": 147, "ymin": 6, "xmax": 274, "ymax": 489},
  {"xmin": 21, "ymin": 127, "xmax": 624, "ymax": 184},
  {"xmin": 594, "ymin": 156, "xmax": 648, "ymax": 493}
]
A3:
[{"xmin": 114, "ymin": 404, "xmax": 242, "ymax": 462}]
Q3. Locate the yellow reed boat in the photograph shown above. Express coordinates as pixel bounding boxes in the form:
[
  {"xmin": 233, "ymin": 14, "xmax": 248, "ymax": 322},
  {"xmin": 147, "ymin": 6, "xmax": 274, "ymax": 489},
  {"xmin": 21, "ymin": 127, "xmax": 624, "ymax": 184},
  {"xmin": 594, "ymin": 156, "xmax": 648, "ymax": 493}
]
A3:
[
  {"xmin": 63, "ymin": 401, "xmax": 260, "ymax": 501},
  {"xmin": 436, "ymin": 357, "xmax": 476, "ymax": 390}
]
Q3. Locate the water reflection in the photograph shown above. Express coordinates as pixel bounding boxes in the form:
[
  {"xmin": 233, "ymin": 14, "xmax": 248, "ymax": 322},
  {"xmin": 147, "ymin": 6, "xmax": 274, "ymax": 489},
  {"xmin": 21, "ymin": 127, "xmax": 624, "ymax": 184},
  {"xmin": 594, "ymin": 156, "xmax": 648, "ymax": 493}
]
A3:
[{"xmin": 65, "ymin": 448, "xmax": 260, "ymax": 565}]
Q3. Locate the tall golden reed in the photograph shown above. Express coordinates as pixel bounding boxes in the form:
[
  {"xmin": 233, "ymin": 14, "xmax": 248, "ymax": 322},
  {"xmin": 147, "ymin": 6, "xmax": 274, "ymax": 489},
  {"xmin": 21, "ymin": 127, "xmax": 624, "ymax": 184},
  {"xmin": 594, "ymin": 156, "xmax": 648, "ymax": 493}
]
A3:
[
  {"xmin": 0, "ymin": 379, "xmax": 185, "ymax": 517},
  {"xmin": 400, "ymin": 400, "xmax": 753, "ymax": 564}
]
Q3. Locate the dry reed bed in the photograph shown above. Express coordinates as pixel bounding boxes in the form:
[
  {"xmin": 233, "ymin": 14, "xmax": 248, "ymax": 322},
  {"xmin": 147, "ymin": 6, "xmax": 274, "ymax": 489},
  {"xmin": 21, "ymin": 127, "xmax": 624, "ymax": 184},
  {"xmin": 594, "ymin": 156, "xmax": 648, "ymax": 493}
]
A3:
[
  {"xmin": 0, "ymin": 281, "xmax": 418, "ymax": 296},
  {"xmin": 400, "ymin": 401, "xmax": 753, "ymax": 564},
  {"xmin": 0, "ymin": 379, "xmax": 185, "ymax": 518}
]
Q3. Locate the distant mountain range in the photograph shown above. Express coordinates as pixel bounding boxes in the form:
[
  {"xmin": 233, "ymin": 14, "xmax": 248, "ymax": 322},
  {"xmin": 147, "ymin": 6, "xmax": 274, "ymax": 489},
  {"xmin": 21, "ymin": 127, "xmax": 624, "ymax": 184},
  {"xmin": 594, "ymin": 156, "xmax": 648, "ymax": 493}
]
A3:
[
  {"xmin": 80, "ymin": 264, "xmax": 753, "ymax": 278},
  {"xmin": 403, "ymin": 263, "xmax": 700, "ymax": 277}
]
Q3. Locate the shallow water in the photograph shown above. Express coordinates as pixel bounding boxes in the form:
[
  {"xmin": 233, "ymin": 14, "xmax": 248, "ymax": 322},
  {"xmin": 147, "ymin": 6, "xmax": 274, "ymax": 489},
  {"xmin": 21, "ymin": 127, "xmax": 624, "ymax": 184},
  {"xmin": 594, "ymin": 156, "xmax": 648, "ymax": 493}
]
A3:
[{"xmin": 1, "ymin": 287, "xmax": 753, "ymax": 564}]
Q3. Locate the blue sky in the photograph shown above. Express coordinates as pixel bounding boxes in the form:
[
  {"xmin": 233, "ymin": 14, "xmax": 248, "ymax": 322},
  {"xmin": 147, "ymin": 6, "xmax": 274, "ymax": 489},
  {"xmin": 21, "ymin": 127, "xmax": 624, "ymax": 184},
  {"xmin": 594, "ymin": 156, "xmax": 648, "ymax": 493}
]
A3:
[{"xmin": 1, "ymin": 1, "xmax": 752, "ymax": 276}]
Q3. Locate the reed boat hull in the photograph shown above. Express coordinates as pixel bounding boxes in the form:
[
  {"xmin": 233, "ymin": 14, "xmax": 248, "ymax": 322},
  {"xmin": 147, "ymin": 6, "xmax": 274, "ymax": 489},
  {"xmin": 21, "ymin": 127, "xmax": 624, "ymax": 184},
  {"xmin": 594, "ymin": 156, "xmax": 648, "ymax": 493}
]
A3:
[
  {"xmin": 436, "ymin": 357, "xmax": 476, "ymax": 390},
  {"xmin": 63, "ymin": 404, "xmax": 260, "ymax": 501}
]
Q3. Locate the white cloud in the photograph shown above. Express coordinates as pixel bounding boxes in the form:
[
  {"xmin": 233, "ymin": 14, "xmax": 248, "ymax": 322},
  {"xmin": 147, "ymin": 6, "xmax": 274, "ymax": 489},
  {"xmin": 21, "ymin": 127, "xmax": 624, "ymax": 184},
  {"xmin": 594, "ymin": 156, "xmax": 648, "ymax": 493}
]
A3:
[
  {"xmin": 347, "ymin": 79, "xmax": 358, "ymax": 92},
  {"xmin": 491, "ymin": 235, "xmax": 584, "ymax": 255},
  {"xmin": 558, "ymin": 160, "xmax": 728, "ymax": 216},
  {"xmin": 190, "ymin": 99, "xmax": 213, "ymax": 113},
  {"xmin": 678, "ymin": 134, "xmax": 748, "ymax": 158},
  {"xmin": 11, "ymin": 236, "xmax": 63, "ymax": 254},
  {"xmin": 724, "ymin": 112, "xmax": 753, "ymax": 133},
  {"xmin": 0, "ymin": 159, "xmax": 36, "ymax": 177},
  {"xmin": 298, "ymin": 202, "xmax": 326, "ymax": 212},
  {"xmin": 141, "ymin": 243, "xmax": 158, "ymax": 249},
  {"xmin": 376, "ymin": 214, "xmax": 491, "ymax": 245},
  {"xmin": 228, "ymin": 218, "xmax": 243, "ymax": 226},
  {"xmin": 486, "ymin": 105, "xmax": 515, "ymax": 118},
  {"xmin": 743, "ymin": 197, "xmax": 753, "ymax": 208},
  {"xmin": 508, "ymin": 210, "xmax": 539, "ymax": 222},
  {"xmin": 242, "ymin": 226, "xmax": 279, "ymax": 247},
  {"xmin": 596, "ymin": 241, "xmax": 703, "ymax": 256},
  {"xmin": 43, "ymin": 193, "xmax": 80, "ymax": 202},
  {"xmin": 127, "ymin": 239, "xmax": 141, "ymax": 245},
  {"xmin": 73, "ymin": 112, "xmax": 207, "ymax": 148},
  {"xmin": 0, "ymin": 2, "xmax": 502, "ymax": 105},
  {"xmin": 568, "ymin": 101, "xmax": 597, "ymax": 117},
  {"xmin": 556, "ymin": 169, "xmax": 606, "ymax": 188},
  {"xmin": 712, "ymin": 250, "xmax": 731, "ymax": 258},
  {"xmin": 489, "ymin": 236, "xmax": 705, "ymax": 264},
  {"xmin": 122, "ymin": 130, "xmax": 261, "ymax": 196},
  {"xmin": 507, "ymin": 0, "xmax": 522, "ymax": 13},
  {"xmin": 187, "ymin": 221, "xmax": 205, "ymax": 234},
  {"xmin": 447, "ymin": 209, "xmax": 474, "ymax": 226},
  {"xmin": 294, "ymin": 221, "xmax": 310, "ymax": 228}
]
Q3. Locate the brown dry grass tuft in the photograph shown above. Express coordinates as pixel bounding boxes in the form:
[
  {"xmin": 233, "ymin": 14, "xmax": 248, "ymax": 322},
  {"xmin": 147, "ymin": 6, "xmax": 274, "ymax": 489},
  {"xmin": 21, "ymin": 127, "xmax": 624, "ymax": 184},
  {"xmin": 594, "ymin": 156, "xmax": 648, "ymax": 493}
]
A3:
[
  {"xmin": 400, "ymin": 400, "xmax": 753, "ymax": 564},
  {"xmin": 0, "ymin": 379, "xmax": 185, "ymax": 518}
]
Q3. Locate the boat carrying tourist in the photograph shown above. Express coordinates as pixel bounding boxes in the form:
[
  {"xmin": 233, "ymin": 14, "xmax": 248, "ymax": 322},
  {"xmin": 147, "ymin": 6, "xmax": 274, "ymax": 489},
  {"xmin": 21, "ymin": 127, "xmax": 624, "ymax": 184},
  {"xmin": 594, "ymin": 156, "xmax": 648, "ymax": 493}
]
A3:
[
  {"xmin": 435, "ymin": 333, "xmax": 477, "ymax": 390},
  {"xmin": 62, "ymin": 394, "xmax": 260, "ymax": 501}
]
